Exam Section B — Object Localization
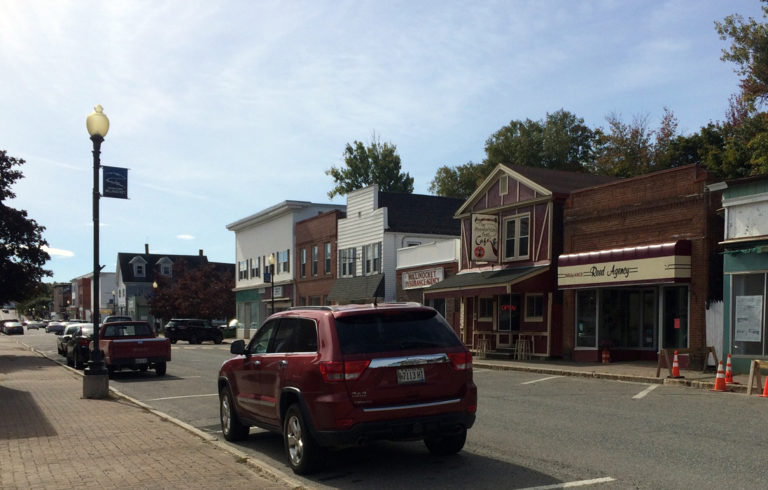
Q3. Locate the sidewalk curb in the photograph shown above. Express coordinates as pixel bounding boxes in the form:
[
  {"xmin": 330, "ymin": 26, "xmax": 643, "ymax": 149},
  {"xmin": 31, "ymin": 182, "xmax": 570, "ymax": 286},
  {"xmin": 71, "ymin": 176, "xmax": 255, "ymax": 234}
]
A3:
[
  {"xmin": 20, "ymin": 341, "xmax": 307, "ymax": 490},
  {"xmin": 473, "ymin": 361, "xmax": 750, "ymax": 394}
]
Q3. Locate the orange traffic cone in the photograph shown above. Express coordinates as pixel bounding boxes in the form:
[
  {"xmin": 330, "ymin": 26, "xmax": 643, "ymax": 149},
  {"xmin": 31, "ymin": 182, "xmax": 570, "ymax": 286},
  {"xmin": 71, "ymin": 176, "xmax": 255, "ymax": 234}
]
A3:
[
  {"xmin": 725, "ymin": 354, "xmax": 739, "ymax": 384},
  {"xmin": 668, "ymin": 350, "xmax": 683, "ymax": 379},
  {"xmin": 711, "ymin": 361, "xmax": 727, "ymax": 392},
  {"xmin": 760, "ymin": 375, "xmax": 768, "ymax": 398}
]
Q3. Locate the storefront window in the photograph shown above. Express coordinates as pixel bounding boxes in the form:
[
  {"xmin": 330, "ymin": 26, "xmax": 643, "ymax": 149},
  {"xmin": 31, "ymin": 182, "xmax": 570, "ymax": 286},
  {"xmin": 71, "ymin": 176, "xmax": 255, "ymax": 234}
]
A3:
[
  {"xmin": 427, "ymin": 298, "xmax": 446, "ymax": 318},
  {"xmin": 599, "ymin": 288, "xmax": 659, "ymax": 349},
  {"xmin": 732, "ymin": 273, "xmax": 767, "ymax": 356},
  {"xmin": 498, "ymin": 295, "xmax": 520, "ymax": 332},
  {"xmin": 576, "ymin": 290, "xmax": 597, "ymax": 348},
  {"xmin": 478, "ymin": 298, "xmax": 494, "ymax": 321},
  {"xmin": 662, "ymin": 285, "xmax": 688, "ymax": 349}
]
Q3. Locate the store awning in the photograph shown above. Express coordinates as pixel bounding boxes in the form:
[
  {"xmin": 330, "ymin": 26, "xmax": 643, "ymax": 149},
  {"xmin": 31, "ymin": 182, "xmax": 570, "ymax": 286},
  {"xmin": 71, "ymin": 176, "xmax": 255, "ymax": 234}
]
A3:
[
  {"xmin": 557, "ymin": 240, "xmax": 691, "ymax": 289},
  {"xmin": 424, "ymin": 265, "xmax": 549, "ymax": 299},
  {"xmin": 328, "ymin": 274, "xmax": 385, "ymax": 303}
]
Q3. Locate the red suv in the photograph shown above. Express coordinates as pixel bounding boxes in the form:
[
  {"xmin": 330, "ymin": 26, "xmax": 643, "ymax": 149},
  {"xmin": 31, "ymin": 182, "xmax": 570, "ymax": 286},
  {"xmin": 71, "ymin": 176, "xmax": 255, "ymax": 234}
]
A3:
[{"xmin": 217, "ymin": 303, "xmax": 477, "ymax": 474}]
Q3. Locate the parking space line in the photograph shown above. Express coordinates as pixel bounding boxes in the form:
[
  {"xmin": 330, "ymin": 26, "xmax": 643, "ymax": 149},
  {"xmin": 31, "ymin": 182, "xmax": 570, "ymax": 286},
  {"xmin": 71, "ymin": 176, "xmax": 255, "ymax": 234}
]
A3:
[
  {"xmin": 522, "ymin": 476, "xmax": 616, "ymax": 489},
  {"xmin": 145, "ymin": 393, "xmax": 218, "ymax": 402},
  {"xmin": 632, "ymin": 384, "xmax": 659, "ymax": 399},
  {"xmin": 521, "ymin": 375, "xmax": 564, "ymax": 385}
]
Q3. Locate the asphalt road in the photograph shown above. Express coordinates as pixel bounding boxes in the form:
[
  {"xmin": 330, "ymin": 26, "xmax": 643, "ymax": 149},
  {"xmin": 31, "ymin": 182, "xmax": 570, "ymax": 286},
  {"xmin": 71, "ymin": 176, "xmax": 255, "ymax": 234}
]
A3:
[{"xmin": 17, "ymin": 329, "xmax": 768, "ymax": 489}]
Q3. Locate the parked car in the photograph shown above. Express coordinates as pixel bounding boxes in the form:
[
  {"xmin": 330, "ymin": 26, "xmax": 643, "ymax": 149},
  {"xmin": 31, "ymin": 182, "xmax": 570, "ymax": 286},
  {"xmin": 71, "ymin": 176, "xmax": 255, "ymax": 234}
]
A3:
[
  {"xmin": 46, "ymin": 322, "xmax": 66, "ymax": 334},
  {"xmin": 57, "ymin": 324, "xmax": 82, "ymax": 355},
  {"xmin": 65, "ymin": 324, "xmax": 94, "ymax": 370},
  {"xmin": 2, "ymin": 321, "xmax": 24, "ymax": 335},
  {"xmin": 26, "ymin": 321, "xmax": 44, "ymax": 330},
  {"xmin": 101, "ymin": 315, "xmax": 132, "ymax": 324},
  {"xmin": 97, "ymin": 321, "xmax": 171, "ymax": 376},
  {"xmin": 217, "ymin": 303, "xmax": 477, "ymax": 475},
  {"xmin": 164, "ymin": 318, "xmax": 223, "ymax": 344}
]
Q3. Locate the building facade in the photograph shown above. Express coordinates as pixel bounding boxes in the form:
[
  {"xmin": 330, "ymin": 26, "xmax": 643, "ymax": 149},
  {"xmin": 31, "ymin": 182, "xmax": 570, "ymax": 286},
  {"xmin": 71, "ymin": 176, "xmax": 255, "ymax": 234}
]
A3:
[
  {"xmin": 227, "ymin": 201, "xmax": 346, "ymax": 338},
  {"xmin": 328, "ymin": 185, "xmax": 463, "ymax": 304},
  {"xmin": 717, "ymin": 174, "xmax": 768, "ymax": 373},
  {"xmin": 295, "ymin": 210, "xmax": 344, "ymax": 306},
  {"xmin": 425, "ymin": 164, "xmax": 616, "ymax": 356},
  {"xmin": 558, "ymin": 165, "xmax": 723, "ymax": 362}
]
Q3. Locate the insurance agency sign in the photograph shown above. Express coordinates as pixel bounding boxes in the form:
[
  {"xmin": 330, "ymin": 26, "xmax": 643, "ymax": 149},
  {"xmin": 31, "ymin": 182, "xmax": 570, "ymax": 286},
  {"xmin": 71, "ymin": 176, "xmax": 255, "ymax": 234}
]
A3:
[{"xmin": 402, "ymin": 267, "xmax": 444, "ymax": 290}]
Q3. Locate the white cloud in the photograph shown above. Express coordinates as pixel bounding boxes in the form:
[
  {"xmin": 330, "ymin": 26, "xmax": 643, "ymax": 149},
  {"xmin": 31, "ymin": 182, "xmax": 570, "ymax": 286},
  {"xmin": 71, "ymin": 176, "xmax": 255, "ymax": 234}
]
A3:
[
  {"xmin": 177, "ymin": 234, "xmax": 195, "ymax": 240},
  {"xmin": 43, "ymin": 246, "xmax": 75, "ymax": 258}
]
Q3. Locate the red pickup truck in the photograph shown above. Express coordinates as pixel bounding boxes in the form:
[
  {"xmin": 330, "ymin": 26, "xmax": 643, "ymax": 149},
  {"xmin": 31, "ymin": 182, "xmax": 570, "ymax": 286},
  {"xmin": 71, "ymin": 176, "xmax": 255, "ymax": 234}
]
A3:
[{"xmin": 97, "ymin": 321, "xmax": 171, "ymax": 376}]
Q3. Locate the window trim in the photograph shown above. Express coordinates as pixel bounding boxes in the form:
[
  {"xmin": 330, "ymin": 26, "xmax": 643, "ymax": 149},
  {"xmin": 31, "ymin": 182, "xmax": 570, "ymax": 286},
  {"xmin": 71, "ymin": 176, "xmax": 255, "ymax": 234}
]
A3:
[
  {"xmin": 524, "ymin": 293, "xmax": 544, "ymax": 322},
  {"xmin": 503, "ymin": 213, "xmax": 531, "ymax": 261}
]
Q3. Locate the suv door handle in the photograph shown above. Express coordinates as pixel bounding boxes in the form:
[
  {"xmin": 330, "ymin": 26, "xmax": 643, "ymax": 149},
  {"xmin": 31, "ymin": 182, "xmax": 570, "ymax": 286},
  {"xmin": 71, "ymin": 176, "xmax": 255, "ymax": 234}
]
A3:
[
  {"xmin": 246, "ymin": 359, "xmax": 261, "ymax": 367},
  {"xmin": 279, "ymin": 360, "xmax": 288, "ymax": 368}
]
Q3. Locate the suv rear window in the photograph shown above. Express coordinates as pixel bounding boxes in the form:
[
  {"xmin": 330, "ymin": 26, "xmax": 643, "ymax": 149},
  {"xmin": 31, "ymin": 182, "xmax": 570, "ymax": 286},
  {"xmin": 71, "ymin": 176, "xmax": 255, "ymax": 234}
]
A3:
[{"xmin": 334, "ymin": 310, "xmax": 461, "ymax": 355}]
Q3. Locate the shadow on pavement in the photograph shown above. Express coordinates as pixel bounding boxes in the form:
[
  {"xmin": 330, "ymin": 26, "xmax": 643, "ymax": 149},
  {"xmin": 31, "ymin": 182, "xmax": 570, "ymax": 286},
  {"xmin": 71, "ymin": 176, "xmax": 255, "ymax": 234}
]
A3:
[{"xmin": 0, "ymin": 385, "xmax": 57, "ymax": 439}]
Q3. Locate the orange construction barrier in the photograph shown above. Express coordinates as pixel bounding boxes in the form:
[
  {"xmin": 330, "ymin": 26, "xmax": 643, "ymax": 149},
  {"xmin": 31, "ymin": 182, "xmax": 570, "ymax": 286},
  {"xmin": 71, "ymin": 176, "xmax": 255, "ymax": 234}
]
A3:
[
  {"xmin": 761, "ymin": 376, "xmax": 768, "ymax": 398},
  {"xmin": 725, "ymin": 353, "xmax": 739, "ymax": 384},
  {"xmin": 711, "ymin": 361, "xmax": 727, "ymax": 392},
  {"xmin": 668, "ymin": 350, "xmax": 683, "ymax": 378}
]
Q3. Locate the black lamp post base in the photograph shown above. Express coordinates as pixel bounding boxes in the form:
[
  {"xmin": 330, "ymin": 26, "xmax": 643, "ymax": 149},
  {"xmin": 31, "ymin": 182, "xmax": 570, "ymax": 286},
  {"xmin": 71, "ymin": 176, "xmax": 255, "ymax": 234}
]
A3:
[{"xmin": 83, "ymin": 362, "xmax": 109, "ymax": 399}]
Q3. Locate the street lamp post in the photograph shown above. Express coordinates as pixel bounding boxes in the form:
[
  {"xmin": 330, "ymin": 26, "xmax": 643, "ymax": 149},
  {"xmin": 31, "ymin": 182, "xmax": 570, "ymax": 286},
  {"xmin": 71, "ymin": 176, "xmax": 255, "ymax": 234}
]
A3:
[
  {"xmin": 83, "ymin": 104, "xmax": 110, "ymax": 398},
  {"xmin": 269, "ymin": 253, "xmax": 276, "ymax": 315}
]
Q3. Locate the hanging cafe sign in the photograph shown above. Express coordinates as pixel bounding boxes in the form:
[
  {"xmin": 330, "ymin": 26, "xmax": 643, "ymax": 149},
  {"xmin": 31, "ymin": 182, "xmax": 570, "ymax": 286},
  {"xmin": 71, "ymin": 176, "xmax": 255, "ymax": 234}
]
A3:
[
  {"xmin": 557, "ymin": 241, "xmax": 692, "ymax": 288},
  {"xmin": 471, "ymin": 214, "xmax": 499, "ymax": 262}
]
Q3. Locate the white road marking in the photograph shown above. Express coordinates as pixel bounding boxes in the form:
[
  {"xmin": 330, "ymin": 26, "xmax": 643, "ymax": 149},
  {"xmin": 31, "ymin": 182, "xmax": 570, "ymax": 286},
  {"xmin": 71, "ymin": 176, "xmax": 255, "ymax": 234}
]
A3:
[
  {"xmin": 521, "ymin": 375, "xmax": 564, "ymax": 385},
  {"xmin": 632, "ymin": 384, "xmax": 659, "ymax": 399},
  {"xmin": 522, "ymin": 476, "xmax": 617, "ymax": 489},
  {"xmin": 144, "ymin": 393, "xmax": 218, "ymax": 402}
]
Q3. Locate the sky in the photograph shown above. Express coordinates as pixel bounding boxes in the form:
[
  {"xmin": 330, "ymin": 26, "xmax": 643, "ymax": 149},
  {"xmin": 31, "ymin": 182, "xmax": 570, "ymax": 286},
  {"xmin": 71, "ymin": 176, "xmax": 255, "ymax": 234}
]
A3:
[{"xmin": 1, "ymin": 0, "xmax": 765, "ymax": 284}]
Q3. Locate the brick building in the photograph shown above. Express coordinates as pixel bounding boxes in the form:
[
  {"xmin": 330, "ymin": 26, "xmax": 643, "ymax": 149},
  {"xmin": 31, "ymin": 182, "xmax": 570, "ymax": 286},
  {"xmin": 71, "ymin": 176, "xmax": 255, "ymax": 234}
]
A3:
[
  {"xmin": 295, "ymin": 210, "xmax": 344, "ymax": 306},
  {"xmin": 558, "ymin": 165, "xmax": 723, "ymax": 362}
]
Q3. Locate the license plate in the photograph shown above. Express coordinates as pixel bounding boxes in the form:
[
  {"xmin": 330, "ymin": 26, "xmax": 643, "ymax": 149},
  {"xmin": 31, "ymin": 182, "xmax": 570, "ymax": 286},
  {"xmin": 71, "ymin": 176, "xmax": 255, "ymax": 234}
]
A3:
[
  {"xmin": 397, "ymin": 367, "xmax": 425, "ymax": 384},
  {"xmin": 135, "ymin": 358, "xmax": 147, "ymax": 364}
]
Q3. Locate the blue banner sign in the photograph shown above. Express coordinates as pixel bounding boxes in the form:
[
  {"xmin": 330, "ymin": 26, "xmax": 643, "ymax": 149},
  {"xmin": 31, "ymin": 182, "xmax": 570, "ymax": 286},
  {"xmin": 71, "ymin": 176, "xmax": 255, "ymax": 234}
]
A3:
[{"xmin": 102, "ymin": 166, "xmax": 128, "ymax": 199}]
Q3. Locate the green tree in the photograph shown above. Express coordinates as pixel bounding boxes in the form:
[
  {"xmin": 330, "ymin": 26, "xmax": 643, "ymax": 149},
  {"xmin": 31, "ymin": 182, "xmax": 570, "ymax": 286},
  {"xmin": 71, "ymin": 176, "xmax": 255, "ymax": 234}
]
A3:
[
  {"xmin": 484, "ymin": 118, "xmax": 544, "ymax": 168},
  {"xmin": 326, "ymin": 134, "xmax": 414, "ymax": 198},
  {"xmin": 0, "ymin": 150, "xmax": 51, "ymax": 305},
  {"xmin": 428, "ymin": 161, "xmax": 488, "ymax": 199},
  {"xmin": 148, "ymin": 260, "xmax": 235, "ymax": 321},
  {"xmin": 541, "ymin": 110, "xmax": 596, "ymax": 171},
  {"xmin": 716, "ymin": 1, "xmax": 768, "ymax": 110}
]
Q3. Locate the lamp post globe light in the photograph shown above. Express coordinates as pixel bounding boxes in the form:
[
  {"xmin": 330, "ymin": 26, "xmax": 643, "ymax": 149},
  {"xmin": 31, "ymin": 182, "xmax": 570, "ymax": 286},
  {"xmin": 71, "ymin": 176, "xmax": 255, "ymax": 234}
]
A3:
[
  {"xmin": 83, "ymin": 104, "xmax": 110, "ymax": 399},
  {"xmin": 269, "ymin": 253, "xmax": 276, "ymax": 315}
]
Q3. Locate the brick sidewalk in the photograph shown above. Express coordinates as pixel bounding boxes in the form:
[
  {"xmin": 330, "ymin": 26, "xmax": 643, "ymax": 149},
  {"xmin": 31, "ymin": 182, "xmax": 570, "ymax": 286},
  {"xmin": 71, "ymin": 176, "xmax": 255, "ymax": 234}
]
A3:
[{"xmin": 0, "ymin": 337, "xmax": 294, "ymax": 489}]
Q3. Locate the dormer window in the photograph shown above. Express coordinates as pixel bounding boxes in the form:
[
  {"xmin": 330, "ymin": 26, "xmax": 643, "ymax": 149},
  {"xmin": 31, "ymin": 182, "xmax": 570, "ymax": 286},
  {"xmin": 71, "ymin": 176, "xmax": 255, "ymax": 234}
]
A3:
[
  {"xmin": 157, "ymin": 257, "xmax": 173, "ymax": 277},
  {"xmin": 135, "ymin": 264, "xmax": 145, "ymax": 277},
  {"xmin": 130, "ymin": 256, "xmax": 148, "ymax": 278}
]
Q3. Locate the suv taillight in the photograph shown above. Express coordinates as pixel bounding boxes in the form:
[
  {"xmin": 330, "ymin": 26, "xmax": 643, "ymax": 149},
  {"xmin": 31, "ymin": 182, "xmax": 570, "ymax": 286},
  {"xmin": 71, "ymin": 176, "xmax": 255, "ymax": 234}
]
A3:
[
  {"xmin": 319, "ymin": 360, "xmax": 371, "ymax": 382},
  {"xmin": 79, "ymin": 338, "xmax": 90, "ymax": 347},
  {"xmin": 448, "ymin": 351, "xmax": 472, "ymax": 371}
]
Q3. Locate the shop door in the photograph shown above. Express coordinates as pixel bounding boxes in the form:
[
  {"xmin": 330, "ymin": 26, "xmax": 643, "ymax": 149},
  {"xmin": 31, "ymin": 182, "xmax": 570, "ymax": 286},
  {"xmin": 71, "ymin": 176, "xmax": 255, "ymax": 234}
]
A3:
[
  {"xmin": 498, "ymin": 294, "xmax": 521, "ymax": 347},
  {"xmin": 661, "ymin": 285, "xmax": 689, "ymax": 349}
]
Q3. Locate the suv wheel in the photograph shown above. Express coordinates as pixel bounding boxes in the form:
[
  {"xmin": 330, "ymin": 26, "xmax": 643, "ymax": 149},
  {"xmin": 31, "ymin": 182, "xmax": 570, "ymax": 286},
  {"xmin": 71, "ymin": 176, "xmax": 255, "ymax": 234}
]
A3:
[
  {"xmin": 74, "ymin": 351, "xmax": 84, "ymax": 370},
  {"xmin": 284, "ymin": 404, "xmax": 323, "ymax": 475},
  {"xmin": 213, "ymin": 333, "xmax": 223, "ymax": 345},
  {"xmin": 167, "ymin": 336, "xmax": 177, "ymax": 344},
  {"xmin": 424, "ymin": 427, "xmax": 467, "ymax": 456},
  {"xmin": 220, "ymin": 387, "xmax": 249, "ymax": 441}
]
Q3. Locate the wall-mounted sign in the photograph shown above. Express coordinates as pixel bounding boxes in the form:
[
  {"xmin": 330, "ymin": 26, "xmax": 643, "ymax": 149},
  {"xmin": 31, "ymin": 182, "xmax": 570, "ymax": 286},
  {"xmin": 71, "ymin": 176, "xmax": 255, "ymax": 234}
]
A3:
[
  {"xmin": 402, "ymin": 267, "xmax": 444, "ymax": 290},
  {"xmin": 102, "ymin": 166, "xmax": 128, "ymax": 199},
  {"xmin": 557, "ymin": 255, "xmax": 691, "ymax": 288},
  {"xmin": 471, "ymin": 214, "xmax": 498, "ymax": 262}
]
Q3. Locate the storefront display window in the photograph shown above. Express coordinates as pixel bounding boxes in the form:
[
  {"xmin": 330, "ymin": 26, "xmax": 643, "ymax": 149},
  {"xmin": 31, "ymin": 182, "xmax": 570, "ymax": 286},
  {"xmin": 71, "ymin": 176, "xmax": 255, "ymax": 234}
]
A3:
[
  {"xmin": 661, "ymin": 285, "xmax": 688, "ymax": 349},
  {"xmin": 478, "ymin": 297, "xmax": 494, "ymax": 321},
  {"xmin": 576, "ymin": 290, "xmax": 597, "ymax": 348},
  {"xmin": 732, "ymin": 273, "xmax": 767, "ymax": 356},
  {"xmin": 525, "ymin": 294, "xmax": 543, "ymax": 321}
]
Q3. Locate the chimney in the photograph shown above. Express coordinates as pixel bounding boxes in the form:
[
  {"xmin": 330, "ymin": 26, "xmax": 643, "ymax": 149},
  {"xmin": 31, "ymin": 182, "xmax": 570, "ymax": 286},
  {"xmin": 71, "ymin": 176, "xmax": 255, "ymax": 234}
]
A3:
[
  {"xmin": 199, "ymin": 249, "xmax": 204, "ymax": 256},
  {"xmin": 145, "ymin": 243, "xmax": 149, "ymax": 254}
]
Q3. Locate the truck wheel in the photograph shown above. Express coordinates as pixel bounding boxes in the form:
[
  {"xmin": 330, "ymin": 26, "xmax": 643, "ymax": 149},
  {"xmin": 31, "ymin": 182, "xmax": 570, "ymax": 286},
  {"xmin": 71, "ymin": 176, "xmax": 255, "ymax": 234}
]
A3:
[
  {"xmin": 220, "ymin": 386, "xmax": 249, "ymax": 441},
  {"xmin": 284, "ymin": 404, "xmax": 324, "ymax": 475},
  {"xmin": 155, "ymin": 362, "xmax": 167, "ymax": 376},
  {"xmin": 168, "ymin": 337, "xmax": 177, "ymax": 344},
  {"xmin": 214, "ymin": 334, "xmax": 223, "ymax": 345},
  {"xmin": 424, "ymin": 427, "xmax": 467, "ymax": 456},
  {"xmin": 139, "ymin": 364, "xmax": 149, "ymax": 372}
]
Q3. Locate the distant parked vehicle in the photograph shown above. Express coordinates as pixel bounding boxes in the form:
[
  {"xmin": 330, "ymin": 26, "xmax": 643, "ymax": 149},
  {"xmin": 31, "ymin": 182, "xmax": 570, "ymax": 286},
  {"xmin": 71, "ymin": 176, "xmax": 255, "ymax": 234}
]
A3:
[
  {"xmin": 66, "ymin": 324, "xmax": 94, "ymax": 370},
  {"xmin": 164, "ymin": 318, "xmax": 223, "ymax": 344},
  {"xmin": 97, "ymin": 321, "xmax": 171, "ymax": 376},
  {"xmin": 46, "ymin": 322, "xmax": 66, "ymax": 334},
  {"xmin": 57, "ymin": 324, "xmax": 84, "ymax": 355},
  {"xmin": 26, "ymin": 321, "xmax": 44, "ymax": 330},
  {"xmin": 2, "ymin": 321, "xmax": 24, "ymax": 335}
]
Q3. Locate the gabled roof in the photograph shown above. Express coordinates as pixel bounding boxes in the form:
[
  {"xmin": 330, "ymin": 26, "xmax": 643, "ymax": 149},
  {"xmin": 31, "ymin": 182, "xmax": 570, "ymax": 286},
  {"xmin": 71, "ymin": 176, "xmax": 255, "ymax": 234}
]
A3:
[
  {"xmin": 378, "ymin": 191, "xmax": 463, "ymax": 236},
  {"xmin": 503, "ymin": 164, "xmax": 619, "ymax": 195},
  {"xmin": 456, "ymin": 164, "xmax": 619, "ymax": 217},
  {"xmin": 116, "ymin": 253, "xmax": 209, "ymax": 283}
]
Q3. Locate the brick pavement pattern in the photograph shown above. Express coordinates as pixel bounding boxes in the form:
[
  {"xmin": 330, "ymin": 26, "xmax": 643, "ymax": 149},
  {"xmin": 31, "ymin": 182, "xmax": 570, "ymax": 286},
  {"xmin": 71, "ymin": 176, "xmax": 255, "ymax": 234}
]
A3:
[{"xmin": 0, "ymin": 338, "xmax": 291, "ymax": 489}]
